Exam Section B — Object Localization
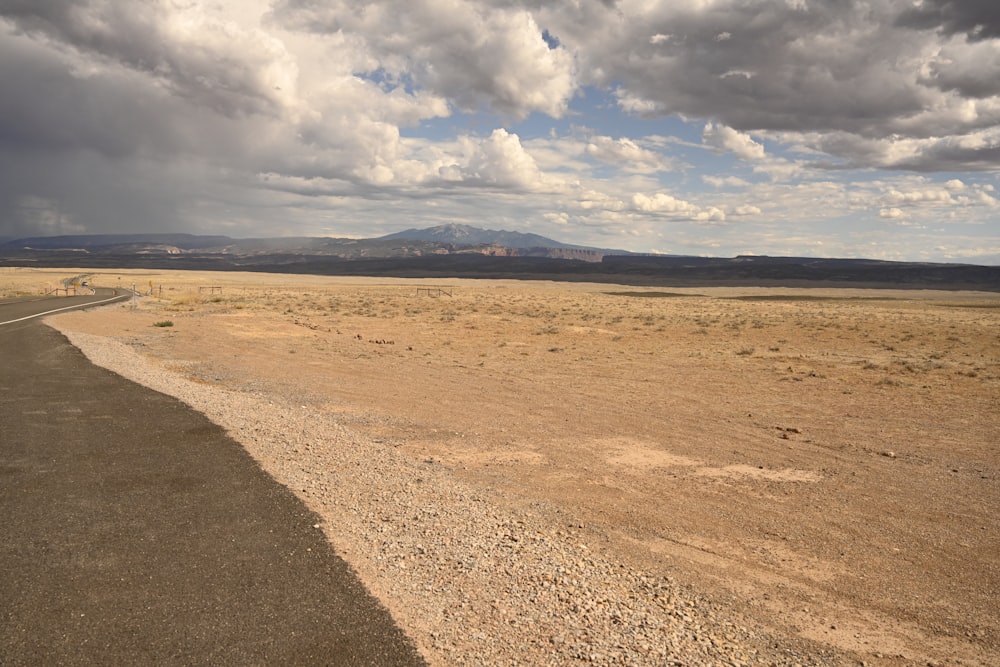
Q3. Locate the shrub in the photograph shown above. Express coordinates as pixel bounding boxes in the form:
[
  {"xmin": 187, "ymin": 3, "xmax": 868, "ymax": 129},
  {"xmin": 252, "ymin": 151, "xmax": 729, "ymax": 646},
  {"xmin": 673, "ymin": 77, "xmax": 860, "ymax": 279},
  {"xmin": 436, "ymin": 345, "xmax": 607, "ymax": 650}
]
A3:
[{"xmin": 153, "ymin": 320, "xmax": 174, "ymax": 327}]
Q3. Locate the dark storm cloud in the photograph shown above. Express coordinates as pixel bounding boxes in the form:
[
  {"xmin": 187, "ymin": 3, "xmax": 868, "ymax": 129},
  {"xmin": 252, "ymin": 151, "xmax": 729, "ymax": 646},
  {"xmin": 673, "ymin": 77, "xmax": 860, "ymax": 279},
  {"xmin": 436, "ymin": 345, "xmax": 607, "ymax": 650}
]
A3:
[
  {"xmin": 896, "ymin": 0, "xmax": 1000, "ymax": 40},
  {"xmin": 0, "ymin": 0, "xmax": 294, "ymax": 119},
  {"xmin": 916, "ymin": 33, "xmax": 1000, "ymax": 99},
  {"xmin": 892, "ymin": 140, "xmax": 1000, "ymax": 173},
  {"xmin": 923, "ymin": 58, "xmax": 1000, "ymax": 99},
  {"xmin": 0, "ymin": 150, "xmax": 186, "ymax": 237},
  {"xmin": 579, "ymin": 0, "xmax": 931, "ymax": 135},
  {"xmin": 0, "ymin": 6, "xmax": 300, "ymax": 237},
  {"xmin": 0, "ymin": 27, "xmax": 281, "ymax": 162},
  {"xmin": 527, "ymin": 0, "xmax": 1000, "ymax": 172},
  {"xmin": 0, "ymin": 31, "xmax": 176, "ymax": 159},
  {"xmin": 0, "ymin": 23, "xmax": 180, "ymax": 236}
]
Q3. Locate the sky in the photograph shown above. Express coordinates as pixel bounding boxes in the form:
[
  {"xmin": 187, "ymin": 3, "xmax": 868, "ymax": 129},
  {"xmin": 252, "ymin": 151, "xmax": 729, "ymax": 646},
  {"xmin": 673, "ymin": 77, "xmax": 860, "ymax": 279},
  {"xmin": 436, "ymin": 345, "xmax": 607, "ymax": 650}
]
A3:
[{"xmin": 1, "ymin": 0, "xmax": 999, "ymax": 263}]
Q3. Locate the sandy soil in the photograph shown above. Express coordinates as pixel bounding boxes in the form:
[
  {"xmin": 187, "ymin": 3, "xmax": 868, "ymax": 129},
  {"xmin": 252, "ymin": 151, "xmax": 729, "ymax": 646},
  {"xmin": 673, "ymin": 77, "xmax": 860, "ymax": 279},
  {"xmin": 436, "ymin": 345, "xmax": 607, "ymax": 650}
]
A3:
[{"xmin": 14, "ymin": 267, "xmax": 997, "ymax": 665}]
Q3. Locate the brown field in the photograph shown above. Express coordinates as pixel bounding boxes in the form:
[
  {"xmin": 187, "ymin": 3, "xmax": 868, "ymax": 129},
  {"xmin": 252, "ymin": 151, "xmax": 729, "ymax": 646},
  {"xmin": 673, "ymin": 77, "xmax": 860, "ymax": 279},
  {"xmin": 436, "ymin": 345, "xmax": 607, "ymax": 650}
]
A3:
[{"xmin": 10, "ymin": 267, "xmax": 999, "ymax": 665}]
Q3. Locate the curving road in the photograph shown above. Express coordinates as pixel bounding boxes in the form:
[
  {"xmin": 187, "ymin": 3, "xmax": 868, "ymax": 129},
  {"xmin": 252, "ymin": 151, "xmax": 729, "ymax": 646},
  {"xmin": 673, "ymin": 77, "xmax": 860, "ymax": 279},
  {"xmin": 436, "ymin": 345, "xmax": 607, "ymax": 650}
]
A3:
[
  {"xmin": 0, "ymin": 294, "xmax": 425, "ymax": 665},
  {"xmin": 0, "ymin": 288, "xmax": 131, "ymax": 328}
]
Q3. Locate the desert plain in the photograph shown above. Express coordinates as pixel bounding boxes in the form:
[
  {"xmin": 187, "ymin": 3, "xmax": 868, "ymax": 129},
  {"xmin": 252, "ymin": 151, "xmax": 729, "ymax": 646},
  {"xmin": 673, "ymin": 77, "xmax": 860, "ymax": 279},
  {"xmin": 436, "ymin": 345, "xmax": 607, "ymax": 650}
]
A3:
[{"xmin": 4, "ymin": 267, "xmax": 999, "ymax": 666}]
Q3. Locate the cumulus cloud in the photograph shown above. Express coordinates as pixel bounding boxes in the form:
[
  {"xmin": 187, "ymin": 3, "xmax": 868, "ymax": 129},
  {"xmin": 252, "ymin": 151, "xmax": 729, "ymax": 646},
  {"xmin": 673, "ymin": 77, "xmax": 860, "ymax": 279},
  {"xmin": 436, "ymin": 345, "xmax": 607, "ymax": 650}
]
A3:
[
  {"xmin": 585, "ymin": 135, "xmax": 665, "ymax": 171},
  {"xmin": 613, "ymin": 89, "xmax": 664, "ymax": 116},
  {"xmin": 575, "ymin": 188, "xmax": 626, "ymax": 212},
  {"xmin": 885, "ymin": 187, "xmax": 956, "ymax": 205},
  {"xmin": 437, "ymin": 129, "xmax": 544, "ymax": 189},
  {"xmin": 693, "ymin": 207, "xmax": 727, "ymax": 222},
  {"xmin": 976, "ymin": 188, "xmax": 1000, "ymax": 207},
  {"xmin": 704, "ymin": 175, "xmax": 752, "ymax": 188},
  {"xmin": 630, "ymin": 192, "xmax": 725, "ymax": 222},
  {"xmin": 703, "ymin": 123, "xmax": 766, "ymax": 160},
  {"xmin": 752, "ymin": 158, "xmax": 804, "ymax": 182},
  {"xmin": 269, "ymin": 0, "xmax": 576, "ymax": 119},
  {"xmin": 867, "ymin": 179, "xmax": 1000, "ymax": 220},
  {"xmin": 544, "ymin": 211, "xmax": 570, "ymax": 226},
  {"xmin": 631, "ymin": 192, "xmax": 696, "ymax": 214}
]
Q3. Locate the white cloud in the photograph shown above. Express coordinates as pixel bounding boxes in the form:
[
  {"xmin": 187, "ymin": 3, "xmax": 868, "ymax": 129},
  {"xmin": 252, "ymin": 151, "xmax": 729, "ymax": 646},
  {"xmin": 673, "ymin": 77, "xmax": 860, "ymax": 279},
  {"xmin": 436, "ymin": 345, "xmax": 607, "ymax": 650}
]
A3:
[
  {"xmin": 694, "ymin": 207, "xmax": 727, "ymax": 222},
  {"xmin": 630, "ymin": 192, "xmax": 726, "ymax": 222},
  {"xmin": 974, "ymin": 188, "xmax": 1000, "ymax": 207},
  {"xmin": 442, "ymin": 129, "xmax": 545, "ymax": 189},
  {"xmin": 613, "ymin": 89, "xmax": 664, "ymax": 116},
  {"xmin": 631, "ymin": 192, "xmax": 697, "ymax": 214},
  {"xmin": 575, "ymin": 188, "xmax": 626, "ymax": 212},
  {"xmin": 585, "ymin": 136, "xmax": 665, "ymax": 171},
  {"xmin": 752, "ymin": 158, "xmax": 804, "ymax": 182},
  {"xmin": 885, "ymin": 187, "xmax": 956, "ymax": 205},
  {"xmin": 270, "ymin": 0, "xmax": 576, "ymax": 119},
  {"xmin": 703, "ymin": 123, "xmax": 766, "ymax": 160},
  {"xmin": 704, "ymin": 175, "xmax": 751, "ymax": 189}
]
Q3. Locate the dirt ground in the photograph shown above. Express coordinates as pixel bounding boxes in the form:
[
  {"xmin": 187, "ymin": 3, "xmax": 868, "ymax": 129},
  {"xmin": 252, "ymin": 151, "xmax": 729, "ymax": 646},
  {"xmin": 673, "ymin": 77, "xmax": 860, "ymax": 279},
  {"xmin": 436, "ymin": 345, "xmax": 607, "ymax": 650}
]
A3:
[{"xmin": 13, "ymin": 267, "xmax": 998, "ymax": 665}]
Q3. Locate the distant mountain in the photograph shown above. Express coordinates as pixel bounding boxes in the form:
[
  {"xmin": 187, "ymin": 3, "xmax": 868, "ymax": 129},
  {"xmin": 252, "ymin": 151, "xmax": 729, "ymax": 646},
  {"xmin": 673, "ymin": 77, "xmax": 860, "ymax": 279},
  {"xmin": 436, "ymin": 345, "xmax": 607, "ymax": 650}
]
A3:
[
  {"xmin": 380, "ymin": 223, "xmax": 586, "ymax": 250},
  {"xmin": 7, "ymin": 233, "xmax": 234, "ymax": 250},
  {"xmin": 2, "ymin": 228, "xmax": 998, "ymax": 290},
  {"xmin": 2, "ymin": 226, "xmax": 626, "ymax": 262}
]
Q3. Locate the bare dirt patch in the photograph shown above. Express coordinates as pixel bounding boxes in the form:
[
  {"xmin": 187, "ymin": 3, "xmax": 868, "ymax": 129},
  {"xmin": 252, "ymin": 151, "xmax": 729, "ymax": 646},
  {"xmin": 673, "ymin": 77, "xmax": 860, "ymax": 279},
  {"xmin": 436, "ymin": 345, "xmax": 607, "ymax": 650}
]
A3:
[{"xmin": 36, "ymin": 268, "xmax": 1000, "ymax": 666}]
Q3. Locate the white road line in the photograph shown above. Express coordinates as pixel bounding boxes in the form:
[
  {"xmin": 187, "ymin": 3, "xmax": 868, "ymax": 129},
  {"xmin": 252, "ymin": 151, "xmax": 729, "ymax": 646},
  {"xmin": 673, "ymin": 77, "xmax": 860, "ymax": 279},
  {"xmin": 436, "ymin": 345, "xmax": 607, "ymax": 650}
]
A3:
[{"xmin": 0, "ymin": 293, "xmax": 127, "ymax": 326}]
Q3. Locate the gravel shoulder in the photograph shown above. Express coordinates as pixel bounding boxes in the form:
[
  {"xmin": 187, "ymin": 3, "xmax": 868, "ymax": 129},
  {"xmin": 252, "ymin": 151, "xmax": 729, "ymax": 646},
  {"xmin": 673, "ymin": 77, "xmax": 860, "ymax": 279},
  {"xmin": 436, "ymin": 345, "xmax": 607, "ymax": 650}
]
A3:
[{"xmin": 54, "ymin": 326, "xmax": 844, "ymax": 666}]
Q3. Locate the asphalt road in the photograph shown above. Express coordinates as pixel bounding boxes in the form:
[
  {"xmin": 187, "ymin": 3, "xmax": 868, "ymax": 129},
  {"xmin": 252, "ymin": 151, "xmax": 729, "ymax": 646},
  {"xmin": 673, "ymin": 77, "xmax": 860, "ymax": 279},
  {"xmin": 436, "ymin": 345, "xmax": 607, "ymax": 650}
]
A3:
[
  {"xmin": 0, "ymin": 298, "xmax": 426, "ymax": 665},
  {"xmin": 0, "ymin": 288, "xmax": 131, "ymax": 326}
]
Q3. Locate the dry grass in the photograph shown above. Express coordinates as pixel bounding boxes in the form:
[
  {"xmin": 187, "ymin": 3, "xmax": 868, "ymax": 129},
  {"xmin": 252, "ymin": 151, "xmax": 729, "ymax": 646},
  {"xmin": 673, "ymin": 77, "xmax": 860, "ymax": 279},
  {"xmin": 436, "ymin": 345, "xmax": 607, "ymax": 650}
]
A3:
[
  {"xmin": 35, "ymin": 266, "xmax": 1000, "ymax": 665},
  {"xmin": 0, "ymin": 267, "xmax": 88, "ymax": 297}
]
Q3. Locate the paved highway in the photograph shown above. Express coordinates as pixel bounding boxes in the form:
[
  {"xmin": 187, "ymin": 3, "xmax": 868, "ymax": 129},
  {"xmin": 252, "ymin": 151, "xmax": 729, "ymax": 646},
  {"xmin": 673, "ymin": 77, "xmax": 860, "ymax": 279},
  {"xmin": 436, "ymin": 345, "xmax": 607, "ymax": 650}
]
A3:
[
  {"xmin": 0, "ymin": 297, "xmax": 425, "ymax": 665},
  {"xmin": 0, "ymin": 288, "xmax": 131, "ymax": 327}
]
